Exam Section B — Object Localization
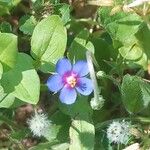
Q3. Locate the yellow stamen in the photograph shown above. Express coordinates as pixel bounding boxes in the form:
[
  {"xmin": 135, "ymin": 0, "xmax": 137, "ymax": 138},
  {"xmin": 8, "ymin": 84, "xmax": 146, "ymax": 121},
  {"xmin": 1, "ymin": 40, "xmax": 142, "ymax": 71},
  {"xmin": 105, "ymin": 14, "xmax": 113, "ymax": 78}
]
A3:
[{"xmin": 66, "ymin": 76, "xmax": 77, "ymax": 88}]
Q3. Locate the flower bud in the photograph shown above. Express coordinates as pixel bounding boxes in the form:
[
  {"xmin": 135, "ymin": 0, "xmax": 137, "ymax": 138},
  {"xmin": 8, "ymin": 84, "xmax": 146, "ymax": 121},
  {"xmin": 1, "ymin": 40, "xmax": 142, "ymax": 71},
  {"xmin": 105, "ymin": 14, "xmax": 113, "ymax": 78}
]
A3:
[
  {"xmin": 96, "ymin": 71, "xmax": 106, "ymax": 78},
  {"xmin": 90, "ymin": 95, "xmax": 105, "ymax": 110}
]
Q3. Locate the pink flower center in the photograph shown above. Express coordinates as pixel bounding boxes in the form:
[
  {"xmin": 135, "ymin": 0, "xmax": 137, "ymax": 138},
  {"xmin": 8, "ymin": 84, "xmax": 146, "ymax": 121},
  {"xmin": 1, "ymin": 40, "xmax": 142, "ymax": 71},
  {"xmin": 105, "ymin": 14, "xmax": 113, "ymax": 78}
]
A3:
[{"xmin": 66, "ymin": 75, "xmax": 77, "ymax": 88}]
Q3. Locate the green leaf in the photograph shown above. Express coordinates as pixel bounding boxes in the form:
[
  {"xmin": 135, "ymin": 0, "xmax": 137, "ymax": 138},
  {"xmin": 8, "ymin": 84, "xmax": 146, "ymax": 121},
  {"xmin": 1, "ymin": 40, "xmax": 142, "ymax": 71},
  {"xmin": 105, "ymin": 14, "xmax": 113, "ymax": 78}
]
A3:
[
  {"xmin": 98, "ymin": 8, "xmax": 143, "ymax": 45},
  {"xmin": 0, "ymin": 85, "xmax": 15, "ymax": 108},
  {"xmin": 0, "ymin": 21, "xmax": 12, "ymax": 33},
  {"xmin": 31, "ymin": 15, "xmax": 67, "ymax": 72},
  {"xmin": 0, "ymin": 0, "xmax": 12, "ymax": 5},
  {"xmin": 0, "ymin": 0, "xmax": 20, "ymax": 16},
  {"xmin": 98, "ymin": 8, "xmax": 150, "ymax": 69},
  {"xmin": 69, "ymin": 119, "xmax": 95, "ymax": 150},
  {"xmin": 0, "ymin": 0, "xmax": 20, "ymax": 6},
  {"xmin": 54, "ymin": 4, "xmax": 70, "ymax": 25},
  {"xmin": 0, "ymin": 5, "xmax": 9, "ymax": 16},
  {"xmin": 12, "ymin": 0, "xmax": 20, "ymax": 6},
  {"xmin": 41, "ymin": 111, "xmax": 70, "ymax": 143},
  {"xmin": 0, "ymin": 63, "xmax": 3, "ymax": 79},
  {"xmin": 1, "ymin": 53, "xmax": 40, "ymax": 104},
  {"xmin": 0, "ymin": 69, "xmax": 17, "ymax": 108},
  {"xmin": 90, "ymin": 37, "xmax": 115, "ymax": 72},
  {"xmin": 136, "ymin": 24, "xmax": 150, "ymax": 59},
  {"xmin": 95, "ymin": 130, "xmax": 113, "ymax": 150},
  {"xmin": 29, "ymin": 142, "xmax": 69, "ymax": 150},
  {"xmin": 59, "ymin": 97, "xmax": 92, "ymax": 117},
  {"xmin": 69, "ymin": 30, "xmax": 94, "ymax": 61},
  {"xmin": 29, "ymin": 142, "xmax": 53, "ymax": 150},
  {"xmin": 44, "ymin": 124, "xmax": 63, "ymax": 142},
  {"xmin": 0, "ymin": 33, "xmax": 17, "ymax": 72},
  {"xmin": 19, "ymin": 15, "xmax": 37, "ymax": 35},
  {"xmin": 10, "ymin": 128, "xmax": 30, "ymax": 140},
  {"xmin": 59, "ymin": 4, "xmax": 70, "ymax": 25},
  {"xmin": 32, "ymin": 0, "xmax": 44, "ymax": 10},
  {"xmin": 135, "ymin": 53, "xmax": 148, "ymax": 69},
  {"xmin": 59, "ymin": 97, "xmax": 95, "ymax": 150},
  {"xmin": 51, "ymin": 143, "xmax": 69, "ymax": 150},
  {"xmin": 50, "ymin": 111, "xmax": 70, "ymax": 142},
  {"xmin": 121, "ymin": 74, "xmax": 150, "ymax": 113},
  {"xmin": 119, "ymin": 44, "xmax": 143, "ymax": 60}
]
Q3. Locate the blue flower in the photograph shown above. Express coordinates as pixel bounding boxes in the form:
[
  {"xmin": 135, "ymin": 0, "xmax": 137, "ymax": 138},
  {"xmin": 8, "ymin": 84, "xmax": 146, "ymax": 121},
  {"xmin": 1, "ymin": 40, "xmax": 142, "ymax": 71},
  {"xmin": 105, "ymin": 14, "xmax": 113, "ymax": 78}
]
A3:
[{"xmin": 47, "ymin": 58, "xmax": 93, "ymax": 104}]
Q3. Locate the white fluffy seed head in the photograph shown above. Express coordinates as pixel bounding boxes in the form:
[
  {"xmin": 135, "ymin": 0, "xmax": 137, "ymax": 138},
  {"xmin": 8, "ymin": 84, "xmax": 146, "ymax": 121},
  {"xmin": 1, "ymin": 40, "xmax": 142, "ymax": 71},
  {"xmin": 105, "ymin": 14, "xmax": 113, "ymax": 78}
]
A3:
[
  {"xmin": 27, "ymin": 112, "xmax": 51, "ymax": 137},
  {"xmin": 107, "ymin": 120, "xmax": 131, "ymax": 144}
]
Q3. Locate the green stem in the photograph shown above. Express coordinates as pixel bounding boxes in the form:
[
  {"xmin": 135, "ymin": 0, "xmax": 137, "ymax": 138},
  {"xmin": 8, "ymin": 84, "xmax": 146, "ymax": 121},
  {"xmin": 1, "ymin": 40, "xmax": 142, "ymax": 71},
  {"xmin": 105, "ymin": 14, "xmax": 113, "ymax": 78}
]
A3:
[
  {"xmin": 135, "ymin": 116, "xmax": 150, "ymax": 123},
  {"xmin": 117, "ymin": 144, "xmax": 120, "ymax": 150}
]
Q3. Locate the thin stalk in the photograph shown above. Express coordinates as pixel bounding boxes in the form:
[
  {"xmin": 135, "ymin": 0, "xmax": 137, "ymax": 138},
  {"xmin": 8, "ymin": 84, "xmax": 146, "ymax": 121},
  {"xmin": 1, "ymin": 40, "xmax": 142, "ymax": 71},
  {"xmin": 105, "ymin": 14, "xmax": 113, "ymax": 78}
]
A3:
[
  {"xmin": 86, "ymin": 51, "xmax": 104, "ymax": 110},
  {"xmin": 117, "ymin": 144, "xmax": 120, "ymax": 150},
  {"xmin": 86, "ymin": 51, "xmax": 100, "ymax": 97}
]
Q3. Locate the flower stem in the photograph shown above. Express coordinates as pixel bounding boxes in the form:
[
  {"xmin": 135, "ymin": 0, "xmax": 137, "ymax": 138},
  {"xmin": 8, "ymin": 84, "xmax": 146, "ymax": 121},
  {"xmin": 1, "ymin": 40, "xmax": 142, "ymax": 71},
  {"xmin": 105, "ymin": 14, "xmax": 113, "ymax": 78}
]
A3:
[
  {"xmin": 86, "ymin": 51, "xmax": 100, "ymax": 96},
  {"xmin": 86, "ymin": 51, "xmax": 104, "ymax": 110},
  {"xmin": 117, "ymin": 144, "xmax": 120, "ymax": 150}
]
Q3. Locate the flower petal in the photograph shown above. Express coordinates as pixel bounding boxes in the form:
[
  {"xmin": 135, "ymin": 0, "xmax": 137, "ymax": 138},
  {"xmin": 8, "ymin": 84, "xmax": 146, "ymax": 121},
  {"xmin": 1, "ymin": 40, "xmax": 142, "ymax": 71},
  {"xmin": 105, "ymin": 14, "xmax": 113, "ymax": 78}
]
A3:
[
  {"xmin": 76, "ymin": 77, "xmax": 93, "ymax": 95},
  {"xmin": 72, "ymin": 60, "xmax": 89, "ymax": 77},
  {"xmin": 56, "ymin": 58, "xmax": 72, "ymax": 75},
  {"xmin": 59, "ymin": 87, "xmax": 77, "ymax": 104},
  {"xmin": 47, "ymin": 74, "xmax": 63, "ymax": 92}
]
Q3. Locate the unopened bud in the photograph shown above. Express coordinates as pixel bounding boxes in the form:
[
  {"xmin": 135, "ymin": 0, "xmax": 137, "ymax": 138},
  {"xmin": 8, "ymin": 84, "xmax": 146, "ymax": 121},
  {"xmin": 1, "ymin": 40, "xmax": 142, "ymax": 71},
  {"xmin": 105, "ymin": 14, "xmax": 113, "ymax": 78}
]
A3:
[
  {"xmin": 90, "ymin": 95, "xmax": 105, "ymax": 110},
  {"xmin": 96, "ymin": 71, "xmax": 106, "ymax": 78}
]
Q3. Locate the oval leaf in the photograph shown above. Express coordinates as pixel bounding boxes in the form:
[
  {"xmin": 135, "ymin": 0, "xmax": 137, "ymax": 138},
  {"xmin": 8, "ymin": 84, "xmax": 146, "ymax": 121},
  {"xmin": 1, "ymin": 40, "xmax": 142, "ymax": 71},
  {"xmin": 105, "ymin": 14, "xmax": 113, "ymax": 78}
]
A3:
[
  {"xmin": 1, "ymin": 53, "xmax": 40, "ymax": 104},
  {"xmin": 69, "ymin": 119, "xmax": 95, "ymax": 150},
  {"xmin": 0, "ymin": 33, "xmax": 17, "ymax": 71},
  {"xmin": 69, "ymin": 30, "xmax": 94, "ymax": 61},
  {"xmin": 119, "ymin": 44, "xmax": 143, "ymax": 60},
  {"xmin": 121, "ymin": 74, "xmax": 150, "ymax": 113},
  {"xmin": 31, "ymin": 15, "xmax": 67, "ymax": 72}
]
